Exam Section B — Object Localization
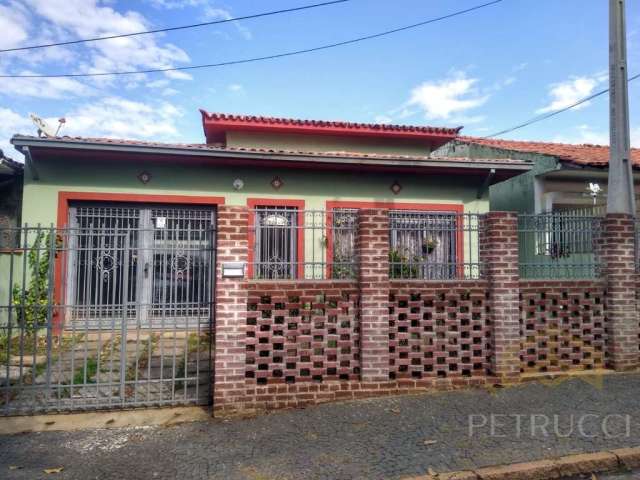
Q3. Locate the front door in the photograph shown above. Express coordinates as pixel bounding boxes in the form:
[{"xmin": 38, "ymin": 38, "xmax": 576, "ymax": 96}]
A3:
[{"xmin": 66, "ymin": 202, "xmax": 215, "ymax": 329}]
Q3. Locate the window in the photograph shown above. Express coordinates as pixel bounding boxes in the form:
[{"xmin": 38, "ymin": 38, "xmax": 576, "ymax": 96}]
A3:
[
  {"xmin": 67, "ymin": 203, "xmax": 215, "ymax": 328},
  {"xmin": 253, "ymin": 206, "xmax": 298, "ymax": 279},
  {"xmin": 389, "ymin": 210, "xmax": 458, "ymax": 279}
]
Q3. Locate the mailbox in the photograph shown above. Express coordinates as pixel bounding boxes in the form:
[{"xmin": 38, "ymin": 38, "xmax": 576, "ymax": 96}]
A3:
[{"xmin": 222, "ymin": 262, "xmax": 245, "ymax": 278}]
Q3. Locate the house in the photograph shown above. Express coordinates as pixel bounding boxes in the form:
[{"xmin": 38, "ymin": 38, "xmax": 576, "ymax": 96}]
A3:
[
  {"xmin": 4, "ymin": 112, "xmax": 640, "ymax": 415},
  {"xmin": 0, "ymin": 150, "xmax": 23, "ymax": 249},
  {"xmin": 8, "ymin": 111, "xmax": 532, "ymax": 296},
  {"xmin": 436, "ymin": 137, "xmax": 640, "ymax": 278},
  {"xmin": 436, "ymin": 136, "xmax": 640, "ymax": 214}
]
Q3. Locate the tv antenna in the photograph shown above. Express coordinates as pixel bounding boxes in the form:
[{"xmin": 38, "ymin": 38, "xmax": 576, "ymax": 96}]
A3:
[{"xmin": 29, "ymin": 113, "xmax": 65, "ymax": 137}]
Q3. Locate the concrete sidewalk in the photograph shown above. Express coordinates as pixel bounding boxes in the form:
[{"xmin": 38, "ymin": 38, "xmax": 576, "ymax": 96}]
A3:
[{"xmin": 3, "ymin": 373, "xmax": 640, "ymax": 480}]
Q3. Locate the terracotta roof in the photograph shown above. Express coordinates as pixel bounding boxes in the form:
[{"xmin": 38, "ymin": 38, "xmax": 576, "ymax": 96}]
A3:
[
  {"xmin": 201, "ymin": 111, "xmax": 462, "ymax": 136},
  {"xmin": 200, "ymin": 110, "xmax": 461, "ymax": 148},
  {"xmin": 460, "ymin": 136, "xmax": 640, "ymax": 168},
  {"xmin": 0, "ymin": 150, "xmax": 23, "ymax": 173},
  {"xmin": 11, "ymin": 135, "xmax": 531, "ymax": 168}
]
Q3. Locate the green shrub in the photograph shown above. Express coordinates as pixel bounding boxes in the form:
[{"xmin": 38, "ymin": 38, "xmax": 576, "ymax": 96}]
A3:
[{"xmin": 12, "ymin": 232, "xmax": 52, "ymax": 332}]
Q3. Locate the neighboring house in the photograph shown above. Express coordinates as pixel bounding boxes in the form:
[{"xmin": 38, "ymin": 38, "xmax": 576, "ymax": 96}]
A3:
[
  {"xmin": 436, "ymin": 137, "xmax": 640, "ymax": 278},
  {"xmin": 7, "ymin": 111, "xmax": 531, "ymax": 330},
  {"xmin": 0, "ymin": 150, "xmax": 23, "ymax": 249},
  {"xmin": 436, "ymin": 136, "xmax": 640, "ymax": 214}
]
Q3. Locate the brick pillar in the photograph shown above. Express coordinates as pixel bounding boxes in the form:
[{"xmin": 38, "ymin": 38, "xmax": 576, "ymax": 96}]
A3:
[
  {"xmin": 602, "ymin": 213, "xmax": 639, "ymax": 371},
  {"xmin": 357, "ymin": 208, "xmax": 390, "ymax": 382},
  {"xmin": 213, "ymin": 205, "xmax": 249, "ymax": 413},
  {"xmin": 481, "ymin": 212, "xmax": 521, "ymax": 382}
]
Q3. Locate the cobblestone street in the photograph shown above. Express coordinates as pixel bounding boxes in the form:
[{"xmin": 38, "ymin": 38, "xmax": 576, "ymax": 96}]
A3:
[{"xmin": 3, "ymin": 374, "xmax": 640, "ymax": 480}]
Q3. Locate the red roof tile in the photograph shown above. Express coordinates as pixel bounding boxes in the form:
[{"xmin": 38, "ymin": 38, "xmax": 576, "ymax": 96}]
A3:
[
  {"xmin": 200, "ymin": 110, "xmax": 461, "ymax": 148},
  {"xmin": 460, "ymin": 136, "xmax": 640, "ymax": 168}
]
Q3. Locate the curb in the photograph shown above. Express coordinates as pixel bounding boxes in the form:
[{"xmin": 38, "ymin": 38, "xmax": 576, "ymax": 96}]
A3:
[{"xmin": 405, "ymin": 446, "xmax": 640, "ymax": 480}]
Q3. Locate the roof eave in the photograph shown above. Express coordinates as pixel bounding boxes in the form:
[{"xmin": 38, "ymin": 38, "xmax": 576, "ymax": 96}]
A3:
[{"xmin": 10, "ymin": 135, "xmax": 531, "ymax": 172}]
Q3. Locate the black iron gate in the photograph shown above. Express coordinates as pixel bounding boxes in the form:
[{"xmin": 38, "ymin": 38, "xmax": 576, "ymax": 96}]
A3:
[{"xmin": 0, "ymin": 205, "xmax": 216, "ymax": 415}]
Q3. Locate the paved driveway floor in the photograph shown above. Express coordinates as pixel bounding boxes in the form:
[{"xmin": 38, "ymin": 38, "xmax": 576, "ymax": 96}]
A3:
[{"xmin": 3, "ymin": 374, "xmax": 640, "ymax": 480}]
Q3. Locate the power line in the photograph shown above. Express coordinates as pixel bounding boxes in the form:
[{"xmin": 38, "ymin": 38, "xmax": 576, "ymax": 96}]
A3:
[
  {"xmin": 0, "ymin": 0, "xmax": 503, "ymax": 78},
  {"xmin": 484, "ymin": 73, "xmax": 640, "ymax": 139},
  {"xmin": 0, "ymin": 0, "xmax": 348, "ymax": 54}
]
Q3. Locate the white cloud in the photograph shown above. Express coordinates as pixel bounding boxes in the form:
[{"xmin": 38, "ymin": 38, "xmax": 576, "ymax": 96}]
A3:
[
  {"xmin": 2, "ymin": 0, "xmax": 191, "ymax": 88},
  {"xmin": 374, "ymin": 115, "xmax": 392, "ymax": 124},
  {"xmin": 408, "ymin": 72, "xmax": 489, "ymax": 120},
  {"xmin": 552, "ymin": 124, "xmax": 640, "ymax": 148},
  {"xmin": 0, "ymin": 108, "xmax": 32, "ymax": 158},
  {"xmin": 228, "ymin": 83, "xmax": 244, "ymax": 93},
  {"xmin": 553, "ymin": 125, "xmax": 609, "ymax": 145},
  {"xmin": 512, "ymin": 62, "xmax": 528, "ymax": 73},
  {"xmin": 632, "ymin": 126, "xmax": 640, "ymax": 148},
  {"xmin": 0, "ymin": 2, "xmax": 29, "ymax": 50},
  {"xmin": 55, "ymin": 97, "xmax": 184, "ymax": 140},
  {"xmin": 163, "ymin": 70, "xmax": 193, "ymax": 81},
  {"xmin": 203, "ymin": 7, "xmax": 252, "ymax": 40},
  {"xmin": 146, "ymin": 79, "xmax": 170, "ymax": 89},
  {"xmin": 148, "ymin": 0, "xmax": 252, "ymax": 40},
  {"xmin": 0, "ymin": 70, "xmax": 94, "ymax": 99},
  {"xmin": 536, "ymin": 75, "xmax": 605, "ymax": 114}
]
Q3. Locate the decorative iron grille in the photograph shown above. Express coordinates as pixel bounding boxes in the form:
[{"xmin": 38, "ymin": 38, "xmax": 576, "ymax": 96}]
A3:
[
  {"xmin": 518, "ymin": 212, "xmax": 602, "ymax": 279},
  {"xmin": 388, "ymin": 211, "xmax": 484, "ymax": 280},
  {"xmin": 250, "ymin": 208, "xmax": 358, "ymax": 280}
]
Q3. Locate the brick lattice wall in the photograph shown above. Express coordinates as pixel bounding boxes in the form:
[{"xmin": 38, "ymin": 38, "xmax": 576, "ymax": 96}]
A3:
[
  {"xmin": 389, "ymin": 281, "xmax": 493, "ymax": 380},
  {"xmin": 246, "ymin": 281, "xmax": 360, "ymax": 385},
  {"xmin": 212, "ymin": 208, "xmax": 634, "ymax": 414},
  {"xmin": 519, "ymin": 280, "xmax": 608, "ymax": 373}
]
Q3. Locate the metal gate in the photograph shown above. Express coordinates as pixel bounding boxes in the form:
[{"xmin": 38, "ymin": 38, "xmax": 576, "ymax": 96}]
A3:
[{"xmin": 0, "ymin": 204, "xmax": 216, "ymax": 415}]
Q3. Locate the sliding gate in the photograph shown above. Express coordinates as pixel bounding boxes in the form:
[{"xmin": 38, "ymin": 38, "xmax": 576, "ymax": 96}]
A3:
[{"xmin": 0, "ymin": 203, "xmax": 216, "ymax": 414}]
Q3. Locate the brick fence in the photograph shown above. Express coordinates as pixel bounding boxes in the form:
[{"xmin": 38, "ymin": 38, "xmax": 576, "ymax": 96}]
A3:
[{"xmin": 213, "ymin": 207, "xmax": 639, "ymax": 415}]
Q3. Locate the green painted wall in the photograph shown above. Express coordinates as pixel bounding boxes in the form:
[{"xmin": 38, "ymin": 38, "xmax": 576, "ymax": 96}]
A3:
[
  {"xmin": 5, "ymin": 153, "xmax": 489, "ymax": 294},
  {"xmin": 226, "ymin": 131, "xmax": 436, "ymax": 156},
  {"xmin": 435, "ymin": 139, "xmax": 559, "ymax": 214},
  {"xmin": 21, "ymin": 155, "xmax": 489, "ymax": 225}
]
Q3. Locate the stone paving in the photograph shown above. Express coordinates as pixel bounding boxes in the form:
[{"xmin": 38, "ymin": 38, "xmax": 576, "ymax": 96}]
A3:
[{"xmin": 3, "ymin": 373, "xmax": 640, "ymax": 479}]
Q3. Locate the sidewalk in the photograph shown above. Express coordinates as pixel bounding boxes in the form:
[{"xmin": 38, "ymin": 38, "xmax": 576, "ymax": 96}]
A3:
[{"xmin": 3, "ymin": 373, "xmax": 640, "ymax": 480}]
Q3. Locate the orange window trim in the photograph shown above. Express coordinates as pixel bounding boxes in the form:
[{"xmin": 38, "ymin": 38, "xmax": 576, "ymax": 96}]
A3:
[
  {"xmin": 247, "ymin": 198, "xmax": 306, "ymax": 279},
  {"xmin": 53, "ymin": 191, "xmax": 225, "ymax": 333}
]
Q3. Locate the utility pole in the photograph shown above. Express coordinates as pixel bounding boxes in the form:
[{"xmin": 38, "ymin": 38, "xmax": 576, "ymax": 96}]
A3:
[{"xmin": 607, "ymin": 0, "xmax": 635, "ymax": 215}]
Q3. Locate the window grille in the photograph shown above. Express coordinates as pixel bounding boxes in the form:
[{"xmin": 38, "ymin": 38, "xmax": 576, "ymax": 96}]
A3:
[
  {"xmin": 253, "ymin": 206, "xmax": 298, "ymax": 279},
  {"xmin": 389, "ymin": 211, "xmax": 482, "ymax": 280},
  {"xmin": 518, "ymin": 211, "xmax": 601, "ymax": 279},
  {"xmin": 534, "ymin": 209, "xmax": 600, "ymax": 258},
  {"xmin": 250, "ymin": 208, "xmax": 359, "ymax": 280}
]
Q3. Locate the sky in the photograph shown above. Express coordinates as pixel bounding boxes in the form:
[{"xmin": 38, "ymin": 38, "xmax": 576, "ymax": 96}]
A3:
[{"xmin": 0, "ymin": 0, "xmax": 639, "ymax": 159}]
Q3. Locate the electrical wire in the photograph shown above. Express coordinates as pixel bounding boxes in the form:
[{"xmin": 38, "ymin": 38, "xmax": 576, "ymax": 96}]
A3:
[
  {"xmin": 484, "ymin": 73, "xmax": 640, "ymax": 138},
  {"xmin": 0, "ymin": 0, "xmax": 503, "ymax": 78},
  {"xmin": 0, "ymin": 0, "xmax": 348, "ymax": 53}
]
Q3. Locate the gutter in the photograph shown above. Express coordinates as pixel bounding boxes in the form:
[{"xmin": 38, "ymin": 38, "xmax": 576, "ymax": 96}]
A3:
[{"xmin": 11, "ymin": 136, "xmax": 532, "ymax": 172}]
